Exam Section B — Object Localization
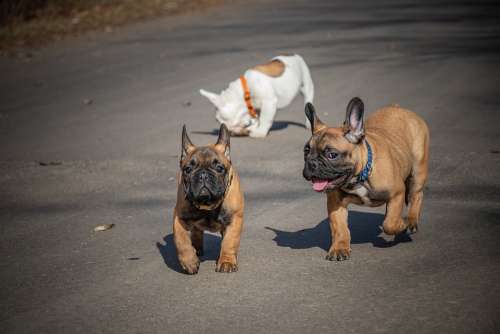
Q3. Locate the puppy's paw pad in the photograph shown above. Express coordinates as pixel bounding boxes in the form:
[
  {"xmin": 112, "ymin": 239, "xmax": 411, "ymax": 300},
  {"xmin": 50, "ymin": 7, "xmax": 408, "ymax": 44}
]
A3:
[
  {"xmin": 325, "ymin": 249, "xmax": 350, "ymax": 261},
  {"xmin": 216, "ymin": 262, "xmax": 238, "ymax": 273}
]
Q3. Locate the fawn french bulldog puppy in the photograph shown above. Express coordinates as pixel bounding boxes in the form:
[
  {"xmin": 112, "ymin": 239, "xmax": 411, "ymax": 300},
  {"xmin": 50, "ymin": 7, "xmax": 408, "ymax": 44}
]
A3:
[
  {"xmin": 173, "ymin": 124, "xmax": 244, "ymax": 274},
  {"xmin": 303, "ymin": 98, "xmax": 429, "ymax": 260}
]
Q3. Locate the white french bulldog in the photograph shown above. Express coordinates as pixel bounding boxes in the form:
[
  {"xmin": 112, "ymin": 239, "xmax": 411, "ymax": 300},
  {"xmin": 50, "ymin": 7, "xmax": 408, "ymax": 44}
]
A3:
[{"xmin": 200, "ymin": 54, "xmax": 314, "ymax": 138}]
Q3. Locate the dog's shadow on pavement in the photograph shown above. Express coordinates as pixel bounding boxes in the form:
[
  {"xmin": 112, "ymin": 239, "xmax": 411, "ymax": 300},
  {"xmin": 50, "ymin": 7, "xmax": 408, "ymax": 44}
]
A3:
[
  {"xmin": 191, "ymin": 120, "xmax": 306, "ymax": 136},
  {"xmin": 156, "ymin": 233, "xmax": 222, "ymax": 273},
  {"xmin": 270, "ymin": 120, "xmax": 306, "ymax": 131},
  {"xmin": 266, "ymin": 211, "xmax": 412, "ymax": 251}
]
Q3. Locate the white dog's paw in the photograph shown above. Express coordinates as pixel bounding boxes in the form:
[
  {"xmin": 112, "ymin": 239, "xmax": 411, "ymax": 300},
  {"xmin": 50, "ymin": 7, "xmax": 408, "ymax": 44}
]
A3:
[
  {"xmin": 305, "ymin": 118, "xmax": 312, "ymax": 130},
  {"xmin": 249, "ymin": 129, "xmax": 269, "ymax": 138}
]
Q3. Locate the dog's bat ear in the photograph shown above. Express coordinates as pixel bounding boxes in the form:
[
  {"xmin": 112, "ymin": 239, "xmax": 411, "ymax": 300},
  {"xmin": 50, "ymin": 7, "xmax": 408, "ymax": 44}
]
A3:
[
  {"xmin": 343, "ymin": 97, "xmax": 365, "ymax": 144},
  {"xmin": 200, "ymin": 89, "xmax": 223, "ymax": 108},
  {"xmin": 305, "ymin": 103, "xmax": 326, "ymax": 134},
  {"xmin": 215, "ymin": 124, "xmax": 230, "ymax": 159},
  {"xmin": 181, "ymin": 125, "xmax": 195, "ymax": 160}
]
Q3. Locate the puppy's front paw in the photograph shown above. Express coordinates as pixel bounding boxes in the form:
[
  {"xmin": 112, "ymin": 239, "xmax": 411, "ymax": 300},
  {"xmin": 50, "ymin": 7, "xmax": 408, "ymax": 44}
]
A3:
[
  {"xmin": 325, "ymin": 247, "xmax": 351, "ymax": 261},
  {"xmin": 407, "ymin": 218, "xmax": 418, "ymax": 234},
  {"xmin": 249, "ymin": 129, "xmax": 268, "ymax": 138},
  {"xmin": 215, "ymin": 261, "xmax": 238, "ymax": 273},
  {"xmin": 179, "ymin": 256, "xmax": 200, "ymax": 275}
]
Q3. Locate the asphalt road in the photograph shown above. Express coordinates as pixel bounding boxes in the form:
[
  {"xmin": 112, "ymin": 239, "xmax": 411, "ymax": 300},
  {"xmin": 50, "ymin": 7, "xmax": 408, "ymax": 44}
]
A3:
[{"xmin": 1, "ymin": 0, "xmax": 500, "ymax": 333}]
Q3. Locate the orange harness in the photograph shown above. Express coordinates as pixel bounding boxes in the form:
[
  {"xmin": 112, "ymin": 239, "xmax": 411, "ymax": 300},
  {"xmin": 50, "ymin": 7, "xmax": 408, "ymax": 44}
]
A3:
[{"xmin": 239, "ymin": 75, "xmax": 258, "ymax": 118}]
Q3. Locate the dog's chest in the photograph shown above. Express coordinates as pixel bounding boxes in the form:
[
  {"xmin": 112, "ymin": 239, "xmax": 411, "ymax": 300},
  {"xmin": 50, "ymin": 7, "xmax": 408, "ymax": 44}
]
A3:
[
  {"xmin": 182, "ymin": 207, "xmax": 232, "ymax": 232},
  {"xmin": 342, "ymin": 184, "xmax": 388, "ymax": 207},
  {"xmin": 193, "ymin": 219, "xmax": 224, "ymax": 233},
  {"xmin": 343, "ymin": 185, "xmax": 372, "ymax": 205}
]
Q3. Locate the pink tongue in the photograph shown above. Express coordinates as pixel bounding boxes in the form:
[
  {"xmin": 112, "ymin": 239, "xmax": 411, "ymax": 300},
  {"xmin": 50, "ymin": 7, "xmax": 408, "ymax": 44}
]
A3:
[{"xmin": 312, "ymin": 180, "xmax": 329, "ymax": 192}]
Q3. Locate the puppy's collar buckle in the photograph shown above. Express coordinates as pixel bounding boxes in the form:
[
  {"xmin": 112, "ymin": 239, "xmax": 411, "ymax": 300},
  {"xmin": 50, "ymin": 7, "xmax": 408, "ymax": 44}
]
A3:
[{"xmin": 240, "ymin": 75, "xmax": 258, "ymax": 119}]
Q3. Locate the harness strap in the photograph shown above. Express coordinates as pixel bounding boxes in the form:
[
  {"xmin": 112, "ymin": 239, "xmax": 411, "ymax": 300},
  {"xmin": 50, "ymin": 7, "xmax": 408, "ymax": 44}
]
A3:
[{"xmin": 240, "ymin": 75, "xmax": 258, "ymax": 118}]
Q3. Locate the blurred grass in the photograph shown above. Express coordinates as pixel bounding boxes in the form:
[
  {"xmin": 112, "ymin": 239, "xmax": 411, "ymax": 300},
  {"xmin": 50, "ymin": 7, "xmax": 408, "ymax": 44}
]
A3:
[{"xmin": 0, "ymin": 0, "xmax": 224, "ymax": 51}]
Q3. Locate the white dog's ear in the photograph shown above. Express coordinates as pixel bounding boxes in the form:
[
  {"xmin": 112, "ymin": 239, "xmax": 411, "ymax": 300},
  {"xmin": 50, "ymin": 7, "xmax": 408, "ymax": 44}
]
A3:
[{"xmin": 200, "ymin": 89, "xmax": 223, "ymax": 108}]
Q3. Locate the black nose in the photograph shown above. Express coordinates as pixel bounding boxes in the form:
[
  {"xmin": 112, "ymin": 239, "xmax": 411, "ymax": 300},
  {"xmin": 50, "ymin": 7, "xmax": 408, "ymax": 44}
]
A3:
[
  {"xmin": 199, "ymin": 171, "xmax": 208, "ymax": 182},
  {"xmin": 198, "ymin": 187, "xmax": 211, "ymax": 202},
  {"xmin": 308, "ymin": 160, "xmax": 318, "ymax": 171}
]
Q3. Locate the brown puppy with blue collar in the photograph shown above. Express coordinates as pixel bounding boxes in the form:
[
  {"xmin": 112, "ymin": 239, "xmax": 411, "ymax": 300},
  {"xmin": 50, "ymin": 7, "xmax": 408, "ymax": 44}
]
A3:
[
  {"xmin": 303, "ymin": 98, "xmax": 429, "ymax": 261},
  {"xmin": 173, "ymin": 124, "xmax": 244, "ymax": 274}
]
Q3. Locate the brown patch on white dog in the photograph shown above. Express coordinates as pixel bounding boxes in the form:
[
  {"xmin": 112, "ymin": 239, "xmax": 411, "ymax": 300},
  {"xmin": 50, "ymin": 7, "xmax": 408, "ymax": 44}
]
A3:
[{"xmin": 253, "ymin": 59, "xmax": 285, "ymax": 78}]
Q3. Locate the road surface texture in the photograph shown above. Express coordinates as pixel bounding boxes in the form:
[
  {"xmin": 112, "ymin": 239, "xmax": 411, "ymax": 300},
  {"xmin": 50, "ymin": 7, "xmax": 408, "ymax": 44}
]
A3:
[{"xmin": 1, "ymin": 0, "xmax": 500, "ymax": 333}]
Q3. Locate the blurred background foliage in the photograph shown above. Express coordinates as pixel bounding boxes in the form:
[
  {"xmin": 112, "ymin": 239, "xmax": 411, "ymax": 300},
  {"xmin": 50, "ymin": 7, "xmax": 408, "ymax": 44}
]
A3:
[{"xmin": 0, "ymin": 0, "xmax": 223, "ymax": 51}]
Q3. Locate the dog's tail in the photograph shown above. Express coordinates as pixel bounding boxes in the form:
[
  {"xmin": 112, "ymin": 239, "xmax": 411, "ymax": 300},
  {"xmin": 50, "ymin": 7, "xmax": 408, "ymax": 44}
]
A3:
[{"xmin": 295, "ymin": 54, "xmax": 314, "ymax": 105}]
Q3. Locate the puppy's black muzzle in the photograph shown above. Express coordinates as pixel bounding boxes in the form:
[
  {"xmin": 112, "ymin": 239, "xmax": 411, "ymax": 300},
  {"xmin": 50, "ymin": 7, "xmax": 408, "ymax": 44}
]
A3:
[
  {"xmin": 303, "ymin": 159, "xmax": 318, "ymax": 181},
  {"xmin": 303, "ymin": 156, "xmax": 351, "ymax": 183},
  {"xmin": 186, "ymin": 169, "xmax": 226, "ymax": 206}
]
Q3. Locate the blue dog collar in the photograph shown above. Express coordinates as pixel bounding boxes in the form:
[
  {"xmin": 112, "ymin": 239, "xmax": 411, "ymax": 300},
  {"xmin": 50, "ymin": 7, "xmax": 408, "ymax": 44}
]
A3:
[{"xmin": 357, "ymin": 140, "xmax": 373, "ymax": 183}]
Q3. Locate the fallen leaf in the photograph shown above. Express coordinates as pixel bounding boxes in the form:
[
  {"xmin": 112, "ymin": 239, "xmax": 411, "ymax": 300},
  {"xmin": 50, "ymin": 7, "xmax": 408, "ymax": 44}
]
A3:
[{"xmin": 94, "ymin": 224, "xmax": 115, "ymax": 232}]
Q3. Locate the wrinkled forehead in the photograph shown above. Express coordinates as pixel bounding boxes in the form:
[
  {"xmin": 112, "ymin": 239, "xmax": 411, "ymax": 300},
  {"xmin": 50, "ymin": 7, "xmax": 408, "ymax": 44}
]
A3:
[
  {"xmin": 183, "ymin": 146, "xmax": 228, "ymax": 166},
  {"xmin": 309, "ymin": 128, "xmax": 352, "ymax": 151}
]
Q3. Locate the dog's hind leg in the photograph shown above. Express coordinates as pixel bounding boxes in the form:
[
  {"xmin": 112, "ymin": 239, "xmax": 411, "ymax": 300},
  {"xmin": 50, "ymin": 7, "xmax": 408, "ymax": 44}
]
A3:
[
  {"xmin": 406, "ymin": 157, "xmax": 428, "ymax": 234},
  {"xmin": 407, "ymin": 126, "xmax": 429, "ymax": 233},
  {"xmin": 297, "ymin": 55, "xmax": 314, "ymax": 129},
  {"xmin": 382, "ymin": 191, "xmax": 407, "ymax": 236}
]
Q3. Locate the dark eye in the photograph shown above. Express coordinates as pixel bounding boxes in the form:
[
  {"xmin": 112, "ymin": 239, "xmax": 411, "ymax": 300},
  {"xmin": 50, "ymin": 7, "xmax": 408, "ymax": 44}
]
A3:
[
  {"xmin": 184, "ymin": 166, "xmax": 192, "ymax": 174},
  {"xmin": 326, "ymin": 151, "xmax": 338, "ymax": 160},
  {"xmin": 215, "ymin": 164, "xmax": 225, "ymax": 173},
  {"xmin": 212, "ymin": 159, "xmax": 225, "ymax": 173},
  {"xmin": 304, "ymin": 145, "xmax": 311, "ymax": 154}
]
